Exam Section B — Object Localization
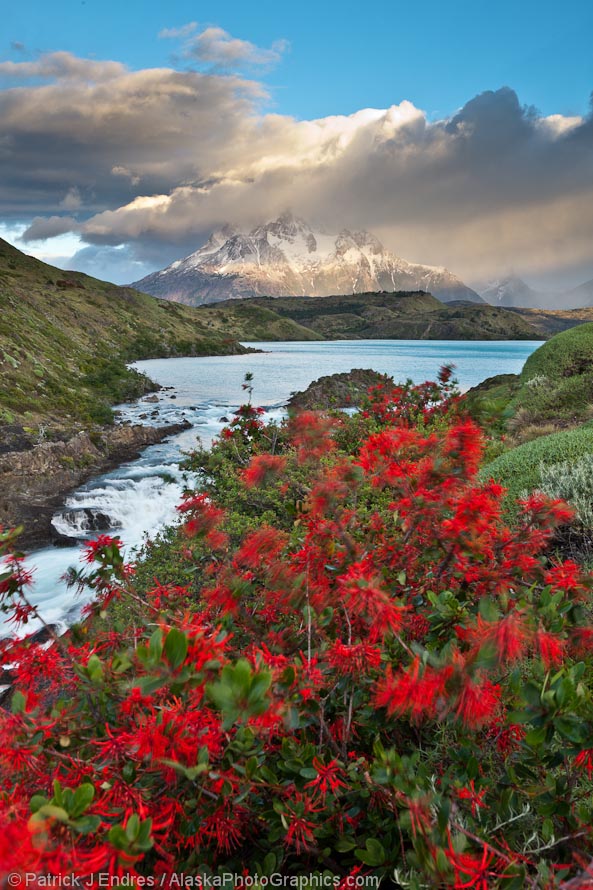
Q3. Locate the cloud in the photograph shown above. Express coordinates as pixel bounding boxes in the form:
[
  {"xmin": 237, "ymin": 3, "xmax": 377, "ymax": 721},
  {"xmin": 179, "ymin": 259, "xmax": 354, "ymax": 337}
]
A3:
[
  {"xmin": 0, "ymin": 51, "xmax": 125, "ymax": 82},
  {"xmin": 183, "ymin": 27, "xmax": 288, "ymax": 70},
  {"xmin": 22, "ymin": 215, "xmax": 79, "ymax": 241},
  {"xmin": 1, "ymin": 48, "xmax": 592, "ymax": 285},
  {"xmin": 60, "ymin": 187, "xmax": 82, "ymax": 211},
  {"xmin": 158, "ymin": 23, "xmax": 198, "ymax": 40},
  {"xmin": 0, "ymin": 52, "xmax": 265, "ymax": 219}
]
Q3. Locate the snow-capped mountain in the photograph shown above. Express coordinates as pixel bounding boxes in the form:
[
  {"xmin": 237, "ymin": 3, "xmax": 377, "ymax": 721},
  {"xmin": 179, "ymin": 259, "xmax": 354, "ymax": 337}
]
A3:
[
  {"xmin": 132, "ymin": 213, "xmax": 482, "ymax": 305},
  {"xmin": 478, "ymin": 275, "xmax": 549, "ymax": 308}
]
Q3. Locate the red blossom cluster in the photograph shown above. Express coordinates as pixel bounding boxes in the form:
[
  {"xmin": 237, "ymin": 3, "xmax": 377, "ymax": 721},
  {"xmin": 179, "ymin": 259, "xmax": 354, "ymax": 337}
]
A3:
[{"xmin": 1, "ymin": 371, "xmax": 593, "ymax": 886}]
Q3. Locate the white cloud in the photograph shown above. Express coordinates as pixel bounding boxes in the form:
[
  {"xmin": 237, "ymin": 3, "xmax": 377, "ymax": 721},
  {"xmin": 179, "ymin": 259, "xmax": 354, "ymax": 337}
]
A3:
[
  {"xmin": 183, "ymin": 27, "xmax": 289, "ymax": 70},
  {"xmin": 158, "ymin": 22, "xmax": 198, "ymax": 40},
  {"xmin": 0, "ymin": 49, "xmax": 592, "ymax": 284}
]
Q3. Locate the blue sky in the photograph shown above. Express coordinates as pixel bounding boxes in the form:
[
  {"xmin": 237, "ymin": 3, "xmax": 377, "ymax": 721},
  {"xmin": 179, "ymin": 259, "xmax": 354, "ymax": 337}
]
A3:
[
  {"xmin": 1, "ymin": 0, "xmax": 592, "ymax": 289},
  {"xmin": 5, "ymin": 0, "xmax": 592, "ymax": 120}
]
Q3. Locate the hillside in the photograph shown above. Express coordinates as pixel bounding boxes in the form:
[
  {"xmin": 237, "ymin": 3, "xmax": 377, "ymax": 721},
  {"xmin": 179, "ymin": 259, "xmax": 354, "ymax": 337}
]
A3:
[
  {"xmin": 199, "ymin": 291, "xmax": 543, "ymax": 341},
  {"xmin": 511, "ymin": 306, "xmax": 593, "ymax": 337},
  {"xmin": 468, "ymin": 323, "xmax": 593, "ymax": 448},
  {"xmin": 0, "ymin": 238, "xmax": 249, "ymax": 431}
]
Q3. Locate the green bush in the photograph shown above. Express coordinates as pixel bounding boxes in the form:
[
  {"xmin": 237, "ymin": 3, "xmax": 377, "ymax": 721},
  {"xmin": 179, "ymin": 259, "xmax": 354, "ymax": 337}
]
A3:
[
  {"xmin": 521, "ymin": 322, "xmax": 593, "ymax": 382},
  {"xmin": 481, "ymin": 423, "xmax": 593, "ymax": 510},
  {"xmin": 539, "ymin": 452, "xmax": 593, "ymax": 528},
  {"xmin": 505, "ymin": 324, "xmax": 593, "ymax": 425}
]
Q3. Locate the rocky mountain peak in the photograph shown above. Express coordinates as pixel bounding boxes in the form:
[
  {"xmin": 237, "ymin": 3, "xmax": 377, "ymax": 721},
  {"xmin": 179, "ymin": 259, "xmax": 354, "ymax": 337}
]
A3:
[{"xmin": 133, "ymin": 214, "xmax": 483, "ymax": 306}]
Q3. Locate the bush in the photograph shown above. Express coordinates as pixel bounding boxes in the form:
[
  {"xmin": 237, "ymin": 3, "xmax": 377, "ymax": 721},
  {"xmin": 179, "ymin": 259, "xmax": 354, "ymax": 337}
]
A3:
[
  {"xmin": 506, "ymin": 324, "xmax": 593, "ymax": 426},
  {"xmin": 539, "ymin": 453, "xmax": 593, "ymax": 529},
  {"xmin": 2, "ymin": 375, "xmax": 593, "ymax": 887},
  {"xmin": 481, "ymin": 423, "xmax": 593, "ymax": 510},
  {"xmin": 521, "ymin": 323, "xmax": 593, "ymax": 382}
]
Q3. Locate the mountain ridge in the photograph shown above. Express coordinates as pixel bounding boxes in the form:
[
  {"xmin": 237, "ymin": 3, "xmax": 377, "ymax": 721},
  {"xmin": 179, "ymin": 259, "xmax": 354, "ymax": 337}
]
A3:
[
  {"xmin": 132, "ymin": 213, "xmax": 483, "ymax": 306},
  {"xmin": 477, "ymin": 274, "xmax": 593, "ymax": 310}
]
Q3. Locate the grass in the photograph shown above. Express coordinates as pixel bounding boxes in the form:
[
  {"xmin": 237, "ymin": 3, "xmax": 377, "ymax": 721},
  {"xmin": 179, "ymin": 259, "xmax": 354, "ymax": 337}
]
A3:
[
  {"xmin": 0, "ymin": 238, "xmax": 248, "ymax": 431},
  {"xmin": 480, "ymin": 423, "xmax": 593, "ymax": 511}
]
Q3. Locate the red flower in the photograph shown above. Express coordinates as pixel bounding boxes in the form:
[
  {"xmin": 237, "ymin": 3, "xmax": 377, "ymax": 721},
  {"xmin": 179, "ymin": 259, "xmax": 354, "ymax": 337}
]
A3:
[
  {"xmin": 455, "ymin": 676, "xmax": 501, "ymax": 730},
  {"xmin": 304, "ymin": 757, "xmax": 348, "ymax": 799},
  {"xmin": 457, "ymin": 780, "xmax": 488, "ymax": 817},
  {"xmin": 447, "ymin": 842, "xmax": 503, "ymax": 890},
  {"xmin": 242, "ymin": 454, "xmax": 287, "ymax": 488},
  {"xmin": 575, "ymin": 749, "xmax": 593, "ymax": 777},
  {"xmin": 326, "ymin": 640, "xmax": 382, "ymax": 676},
  {"xmin": 83, "ymin": 534, "xmax": 121, "ymax": 563},
  {"xmin": 537, "ymin": 629, "xmax": 566, "ymax": 668}
]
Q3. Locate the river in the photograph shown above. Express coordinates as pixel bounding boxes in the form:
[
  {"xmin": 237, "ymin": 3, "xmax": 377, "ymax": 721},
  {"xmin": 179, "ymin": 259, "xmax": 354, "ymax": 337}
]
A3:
[{"xmin": 6, "ymin": 339, "xmax": 542, "ymax": 635}]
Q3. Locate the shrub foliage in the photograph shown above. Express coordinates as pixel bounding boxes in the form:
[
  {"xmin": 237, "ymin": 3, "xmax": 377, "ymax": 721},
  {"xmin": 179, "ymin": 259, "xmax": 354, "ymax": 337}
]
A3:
[{"xmin": 2, "ymin": 370, "xmax": 593, "ymax": 887}]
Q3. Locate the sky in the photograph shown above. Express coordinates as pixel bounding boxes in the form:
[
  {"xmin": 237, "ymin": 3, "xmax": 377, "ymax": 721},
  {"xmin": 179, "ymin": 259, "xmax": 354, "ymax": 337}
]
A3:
[{"xmin": 1, "ymin": 0, "xmax": 592, "ymax": 290}]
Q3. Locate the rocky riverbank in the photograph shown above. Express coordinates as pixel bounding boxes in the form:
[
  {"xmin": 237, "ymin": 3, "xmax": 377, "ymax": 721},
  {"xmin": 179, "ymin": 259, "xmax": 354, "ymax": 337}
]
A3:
[{"xmin": 0, "ymin": 420, "xmax": 191, "ymax": 550}]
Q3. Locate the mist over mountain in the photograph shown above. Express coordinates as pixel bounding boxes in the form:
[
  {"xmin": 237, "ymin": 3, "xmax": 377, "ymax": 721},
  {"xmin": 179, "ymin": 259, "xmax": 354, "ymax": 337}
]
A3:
[
  {"xmin": 563, "ymin": 278, "xmax": 593, "ymax": 309},
  {"xmin": 477, "ymin": 275, "xmax": 554, "ymax": 309},
  {"xmin": 477, "ymin": 274, "xmax": 593, "ymax": 310},
  {"xmin": 132, "ymin": 214, "xmax": 483, "ymax": 305}
]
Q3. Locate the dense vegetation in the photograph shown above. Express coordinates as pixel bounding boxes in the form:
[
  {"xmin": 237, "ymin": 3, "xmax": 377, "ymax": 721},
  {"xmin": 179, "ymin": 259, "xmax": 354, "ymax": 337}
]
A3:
[
  {"xmin": 3, "ymin": 369, "xmax": 593, "ymax": 887},
  {"xmin": 0, "ymin": 238, "xmax": 248, "ymax": 431},
  {"xmin": 471, "ymin": 325, "xmax": 593, "ymax": 544},
  {"xmin": 199, "ymin": 292, "xmax": 543, "ymax": 341}
]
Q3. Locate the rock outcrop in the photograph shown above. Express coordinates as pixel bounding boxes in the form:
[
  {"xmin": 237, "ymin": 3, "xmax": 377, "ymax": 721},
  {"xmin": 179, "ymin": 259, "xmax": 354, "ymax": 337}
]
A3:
[
  {"xmin": 287, "ymin": 369, "xmax": 392, "ymax": 412},
  {"xmin": 0, "ymin": 421, "xmax": 190, "ymax": 550}
]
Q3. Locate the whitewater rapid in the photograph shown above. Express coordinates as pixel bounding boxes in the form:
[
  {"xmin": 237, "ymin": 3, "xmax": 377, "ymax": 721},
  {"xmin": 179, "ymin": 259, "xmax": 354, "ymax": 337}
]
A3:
[{"xmin": 4, "ymin": 389, "xmax": 284, "ymax": 637}]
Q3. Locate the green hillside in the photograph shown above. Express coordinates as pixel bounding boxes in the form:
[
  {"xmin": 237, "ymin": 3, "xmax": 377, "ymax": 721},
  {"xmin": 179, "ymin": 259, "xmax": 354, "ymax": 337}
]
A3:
[
  {"xmin": 198, "ymin": 291, "xmax": 543, "ymax": 340},
  {"xmin": 469, "ymin": 323, "xmax": 593, "ymax": 438},
  {"xmin": 0, "ymin": 239, "xmax": 248, "ymax": 431}
]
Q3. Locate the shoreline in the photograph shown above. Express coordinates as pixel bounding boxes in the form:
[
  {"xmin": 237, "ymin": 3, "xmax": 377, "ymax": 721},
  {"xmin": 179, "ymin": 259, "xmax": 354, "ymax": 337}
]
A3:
[{"xmin": 0, "ymin": 419, "xmax": 191, "ymax": 551}]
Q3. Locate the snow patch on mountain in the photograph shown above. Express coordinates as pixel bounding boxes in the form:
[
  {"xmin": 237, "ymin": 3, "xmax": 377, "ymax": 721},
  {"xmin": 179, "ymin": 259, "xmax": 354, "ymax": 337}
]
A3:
[{"xmin": 132, "ymin": 213, "xmax": 482, "ymax": 306}]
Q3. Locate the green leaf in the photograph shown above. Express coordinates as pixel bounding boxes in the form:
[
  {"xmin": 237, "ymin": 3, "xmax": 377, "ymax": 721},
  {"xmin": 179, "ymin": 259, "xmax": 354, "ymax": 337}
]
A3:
[
  {"xmin": 149, "ymin": 628, "xmax": 163, "ymax": 660},
  {"xmin": 164, "ymin": 628, "xmax": 188, "ymax": 670},
  {"xmin": 72, "ymin": 814, "xmax": 101, "ymax": 835},
  {"xmin": 355, "ymin": 837, "xmax": 386, "ymax": 866},
  {"xmin": 32, "ymin": 804, "xmax": 69, "ymax": 823},
  {"xmin": 29, "ymin": 794, "xmax": 49, "ymax": 813},
  {"xmin": 335, "ymin": 837, "xmax": 356, "ymax": 852},
  {"xmin": 11, "ymin": 690, "xmax": 26, "ymax": 714},
  {"xmin": 72, "ymin": 783, "xmax": 95, "ymax": 818},
  {"xmin": 126, "ymin": 813, "xmax": 140, "ymax": 842},
  {"xmin": 108, "ymin": 825, "xmax": 129, "ymax": 850}
]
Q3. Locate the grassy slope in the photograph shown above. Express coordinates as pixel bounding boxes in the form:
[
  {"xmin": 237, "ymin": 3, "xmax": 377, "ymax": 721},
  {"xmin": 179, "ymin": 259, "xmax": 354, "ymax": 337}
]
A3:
[
  {"xmin": 0, "ymin": 239, "xmax": 248, "ymax": 430},
  {"xmin": 193, "ymin": 299, "xmax": 323, "ymax": 341},
  {"xmin": 511, "ymin": 306, "xmax": 593, "ymax": 337},
  {"xmin": 477, "ymin": 325, "xmax": 593, "ymax": 511},
  {"xmin": 481, "ymin": 423, "xmax": 593, "ymax": 509},
  {"xmin": 469, "ymin": 324, "xmax": 593, "ymax": 427},
  {"xmin": 196, "ymin": 292, "xmax": 543, "ymax": 341}
]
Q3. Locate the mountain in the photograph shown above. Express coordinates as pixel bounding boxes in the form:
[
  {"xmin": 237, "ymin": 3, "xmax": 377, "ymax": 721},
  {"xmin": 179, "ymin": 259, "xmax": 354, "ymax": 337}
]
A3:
[
  {"xmin": 478, "ymin": 275, "xmax": 552, "ymax": 308},
  {"xmin": 132, "ymin": 213, "xmax": 483, "ymax": 305},
  {"xmin": 0, "ymin": 237, "xmax": 248, "ymax": 431},
  {"xmin": 563, "ymin": 278, "xmax": 593, "ymax": 309},
  {"xmin": 479, "ymin": 274, "xmax": 593, "ymax": 310}
]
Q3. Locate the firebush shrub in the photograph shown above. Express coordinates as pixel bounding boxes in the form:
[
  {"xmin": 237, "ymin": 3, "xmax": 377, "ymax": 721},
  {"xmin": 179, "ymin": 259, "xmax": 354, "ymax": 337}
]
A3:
[{"xmin": 2, "ymin": 369, "xmax": 593, "ymax": 888}]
